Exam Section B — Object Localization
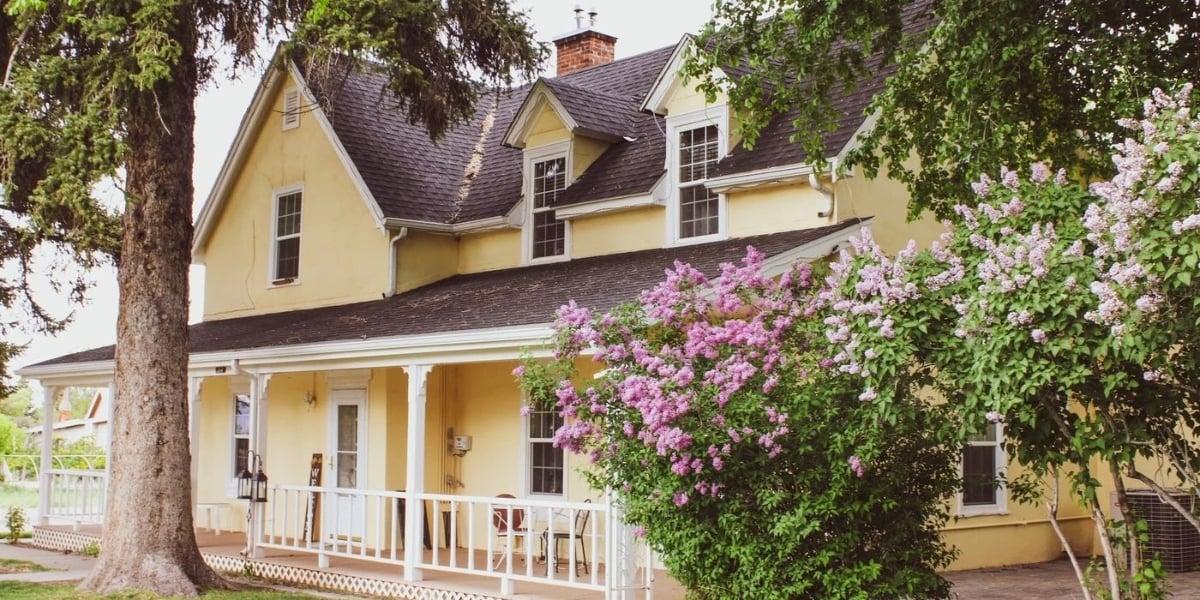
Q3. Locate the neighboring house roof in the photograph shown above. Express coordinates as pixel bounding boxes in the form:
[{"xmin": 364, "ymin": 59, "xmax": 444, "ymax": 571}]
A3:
[{"xmin": 31, "ymin": 219, "xmax": 866, "ymax": 368}]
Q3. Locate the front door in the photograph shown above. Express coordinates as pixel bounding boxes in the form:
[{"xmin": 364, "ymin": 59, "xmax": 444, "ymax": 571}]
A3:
[{"xmin": 325, "ymin": 389, "xmax": 367, "ymax": 544}]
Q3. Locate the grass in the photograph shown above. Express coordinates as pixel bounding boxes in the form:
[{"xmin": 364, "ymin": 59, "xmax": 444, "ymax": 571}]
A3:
[
  {"xmin": 0, "ymin": 557, "xmax": 53, "ymax": 574},
  {"xmin": 0, "ymin": 582, "xmax": 330, "ymax": 599},
  {"xmin": 0, "ymin": 483, "xmax": 39, "ymax": 510}
]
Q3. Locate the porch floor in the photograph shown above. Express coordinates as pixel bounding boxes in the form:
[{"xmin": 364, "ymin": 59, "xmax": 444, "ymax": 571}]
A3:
[{"xmin": 37, "ymin": 525, "xmax": 686, "ymax": 600}]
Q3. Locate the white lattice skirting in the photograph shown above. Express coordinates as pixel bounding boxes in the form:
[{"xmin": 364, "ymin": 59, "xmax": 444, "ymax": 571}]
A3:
[{"xmin": 30, "ymin": 528, "xmax": 504, "ymax": 600}]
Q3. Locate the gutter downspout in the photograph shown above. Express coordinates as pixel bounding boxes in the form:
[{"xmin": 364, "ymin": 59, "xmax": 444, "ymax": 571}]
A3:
[
  {"xmin": 385, "ymin": 227, "xmax": 409, "ymax": 298},
  {"xmin": 810, "ymin": 172, "xmax": 835, "ymax": 218}
]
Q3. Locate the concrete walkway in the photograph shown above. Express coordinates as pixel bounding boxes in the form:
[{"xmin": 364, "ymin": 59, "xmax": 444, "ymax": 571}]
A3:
[
  {"xmin": 0, "ymin": 541, "xmax": 95, "ymax": 583},
  {"xmin": 5, "ymin": 541, "xmax": 1200, "ymax": 598}
]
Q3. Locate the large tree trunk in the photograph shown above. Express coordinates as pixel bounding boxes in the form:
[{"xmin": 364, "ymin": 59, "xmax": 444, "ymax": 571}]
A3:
[{"xmin": 78, "ymin": 5, "xmax": 228, "ymax": 596}]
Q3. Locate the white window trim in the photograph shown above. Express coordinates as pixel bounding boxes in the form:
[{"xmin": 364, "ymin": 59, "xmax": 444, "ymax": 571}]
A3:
[
  {"xmin": 665, "ymin": 106, "xmax": 729, "ymax": 246},
  {"xmin": 520, "ymin": 400, "xmax": 568, "ymax": 499},
  {"xmin": 268, "ymin": 183, "xmax": 304, "ymax": 287},
  {"xmin": 958, "ymin": 422, "xmax": 1008, "ymax": 516},
  {"xmin": 521, "ymin": 141, "xmax": 572, "ymax": 265},
  {"xmin": 282, "ymin": 86, "xmax": 301, "ymax": 131},
  {"xmin": 227, "ymin": 377, "xmax": 250, "ymax": 498}
]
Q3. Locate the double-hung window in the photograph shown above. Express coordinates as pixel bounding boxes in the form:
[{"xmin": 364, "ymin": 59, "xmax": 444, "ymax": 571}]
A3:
[
  {"xmin": 960, "ymin": 422, "xmax": 1006, "ymax": 514},
  {"xmin": 530, "ymin": 156, "xmax": 567, "ymax": 260},
  {"xmin": 233, "ymin": 394, "xmax": 251, "ymax": 478},
  {"xmin": 527, "ymin": 406, "xmax": 565, "ymax": 496},
  {"xmin": 272, "ymin": 188, "xmax": 302, "ymax": 283},
  {"xmin": 668, "ymin": 107, "xmax": 728, "ymax": 244}
]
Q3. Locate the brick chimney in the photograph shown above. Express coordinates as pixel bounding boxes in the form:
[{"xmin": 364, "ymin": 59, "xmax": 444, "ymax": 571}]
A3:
[{"xmin": 553, "ymin": 6, "xmax": 616, "ymax": 76}]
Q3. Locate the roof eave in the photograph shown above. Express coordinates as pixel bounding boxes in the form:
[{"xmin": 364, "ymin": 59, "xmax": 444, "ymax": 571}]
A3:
[{"xmin": 706, "ymin": 160, "xmax": 834, "ymax": 194}]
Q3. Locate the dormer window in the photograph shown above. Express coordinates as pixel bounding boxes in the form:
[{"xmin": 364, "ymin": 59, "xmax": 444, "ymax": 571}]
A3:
[
  {"xmin": 532, "ymin": 157, "xmax": 566, "ymax": 258},
  {"xmin": 523, "ymin": 142, "xmax": 571, "ymax": 263},
  {"xmin": 667, "ymin": 108, "xmax": 728, "ymax": 244},
  {"xmin": 272, "ymin": 186, "xmax": 303, "ymax": 284}
]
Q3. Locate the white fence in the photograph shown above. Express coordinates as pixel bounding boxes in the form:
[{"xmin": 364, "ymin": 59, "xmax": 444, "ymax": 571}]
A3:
[
  {"xmin": 45, "ymin": 469, "xmax": 106, "ymax": 527},
  {"xmin": 258, "ymin": 485, "xmax": 620, "ymax": 594}
]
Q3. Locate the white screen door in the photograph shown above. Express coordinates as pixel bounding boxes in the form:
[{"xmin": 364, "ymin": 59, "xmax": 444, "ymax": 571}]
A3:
[{"xmin": 326, "ymin": 389, "xmax": 367, "ymax": 543}]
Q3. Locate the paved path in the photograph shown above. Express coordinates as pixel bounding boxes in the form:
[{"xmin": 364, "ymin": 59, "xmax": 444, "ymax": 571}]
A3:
[
  {"xmin": 945, "ymin": 559, "xmax": 1200, "ymax": 599},
  {"xmin": 5, "ymin": 542, "xmax": 1200, "ymax": 598},
  {"xmin": 0, "ymin": 541, "xmax": 94, "ymax": 583}
]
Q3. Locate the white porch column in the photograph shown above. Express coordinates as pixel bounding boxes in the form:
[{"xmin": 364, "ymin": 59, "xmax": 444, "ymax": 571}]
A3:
[
  {"xmin": 188, "ymin": 377, "xmax": 202, "ymax": 512},
  {"xmin": 248, "ymin": 373, "xmax": 272, "ymax": 558},
  {"xmin": 36, "ymin": 383, "xmax": 58, "ymax": 526},
  {"xmin": 401, "ymin": 364, "xmax": 432, "ymax": 583}
]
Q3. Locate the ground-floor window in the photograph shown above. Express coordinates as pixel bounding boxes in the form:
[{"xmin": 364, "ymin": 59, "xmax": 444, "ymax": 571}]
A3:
[
  {"xmin": 961, "ymin": 422, "xmax": 1005, "ymax": 514},
  {"xmin": 527, "ymin": 407, "xmax": 564, "ymax": 496}
]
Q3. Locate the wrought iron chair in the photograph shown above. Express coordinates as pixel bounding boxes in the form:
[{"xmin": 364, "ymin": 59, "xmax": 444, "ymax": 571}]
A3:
[
  {"xmin": 546, "ymin": 498, "xmax": 592, "ymax": 574},
  {"xmin": 491, "ymin": 493, "xmax": 528, "ymax": 569}
]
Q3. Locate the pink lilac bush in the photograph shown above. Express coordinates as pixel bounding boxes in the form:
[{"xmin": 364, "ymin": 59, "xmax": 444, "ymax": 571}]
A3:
[{"xmin": 518, "ymin": 248, "xmax": 959, "ymax": 599}]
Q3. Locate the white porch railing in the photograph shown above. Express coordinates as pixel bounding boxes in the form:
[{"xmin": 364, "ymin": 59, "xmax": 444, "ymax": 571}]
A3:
[
  {"xmin": 258, "ymin": 485, "xmax": 647, "ymax": 595},
  {"xmin": 45, "ymin": 469, "xmax": 106, "ymax": 527}
]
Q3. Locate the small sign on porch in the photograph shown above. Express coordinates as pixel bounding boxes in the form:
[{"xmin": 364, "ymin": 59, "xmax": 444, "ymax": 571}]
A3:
[{"xmin": 303, "ymin": 453, "xmax": 322, "ymax": 542}]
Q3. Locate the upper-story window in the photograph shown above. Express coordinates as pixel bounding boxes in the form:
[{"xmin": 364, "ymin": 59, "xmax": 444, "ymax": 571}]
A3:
[
  {"xmin": 272, "ymin": 187, "xmax": 302, "ymax": 284},
  {"xmin": 532, "ymin": 157, "xmax": 566, "ymax": 259},
  {"xmin": 678, "ymin": 125, "xmax": 720, "ymax": 238},
  {"xmin": 960, "ymin": 422, "xmax": 1006, "ymax": 515},
  {"xmin": 667, "ymin": 108, "xmax": 728, "ymax": 244},
  {"xmin": 523, "ymin": 141, "xmax": 571, "ymax": 263}
]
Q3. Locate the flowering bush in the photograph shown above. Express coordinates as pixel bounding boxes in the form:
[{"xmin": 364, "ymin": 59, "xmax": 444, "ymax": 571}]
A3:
[
  {"xmin": 823, "ymin": 85, "xmax": 1200, "ymax": 600},
  {"xmin": 519, "ymin": 250, "xmax": 960, "ymax": 600}
]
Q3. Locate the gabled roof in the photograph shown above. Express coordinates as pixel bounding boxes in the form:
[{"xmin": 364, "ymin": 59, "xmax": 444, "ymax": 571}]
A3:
[{"xmin": 28, "ymin": 219, "xmax": 867, "ymax": 369}]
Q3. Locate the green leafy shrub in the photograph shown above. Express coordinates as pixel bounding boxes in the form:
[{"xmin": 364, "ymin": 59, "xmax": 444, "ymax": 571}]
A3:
[{"xmin": 521, "ymin": 252, "xmax": 961, "ymax": 599}]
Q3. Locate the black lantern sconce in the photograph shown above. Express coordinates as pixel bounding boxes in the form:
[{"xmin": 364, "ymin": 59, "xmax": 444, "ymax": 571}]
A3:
[{"xmin": 237, "ymin": 452, "xmax": 269, "ymax": 503}]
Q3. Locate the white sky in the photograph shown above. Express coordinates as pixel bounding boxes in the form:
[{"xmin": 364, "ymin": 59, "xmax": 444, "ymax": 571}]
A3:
[{"xmin": 13, "ymin": 0, "xmax": 715, "ymax": 371}]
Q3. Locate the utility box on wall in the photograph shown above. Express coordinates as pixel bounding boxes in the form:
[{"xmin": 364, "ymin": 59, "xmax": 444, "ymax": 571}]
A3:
[{"xmin": 452, "ymin": 435, "xmax": 472, "ymax": 452}]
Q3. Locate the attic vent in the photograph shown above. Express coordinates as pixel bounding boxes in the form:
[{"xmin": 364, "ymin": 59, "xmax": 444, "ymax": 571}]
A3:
[{"xmin": 282, "ymin": 87, "xmax": 301, "ymax": 130}]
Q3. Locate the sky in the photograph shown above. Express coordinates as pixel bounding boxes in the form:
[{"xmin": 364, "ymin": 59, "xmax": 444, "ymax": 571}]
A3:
[{"xmin": 12, "ymin": 0, "xmax": 717, "ymax": 372}]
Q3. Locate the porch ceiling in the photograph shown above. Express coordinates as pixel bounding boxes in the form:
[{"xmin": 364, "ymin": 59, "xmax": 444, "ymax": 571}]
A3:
[{"xmin": 22, "ymin": 219, "xmax": 866, "ymax": 376}]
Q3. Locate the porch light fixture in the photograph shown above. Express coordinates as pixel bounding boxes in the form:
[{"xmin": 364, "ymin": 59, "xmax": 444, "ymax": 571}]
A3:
[{"xmin": 237, "ymin": 452, "xmax": 270, "ymax": 503}]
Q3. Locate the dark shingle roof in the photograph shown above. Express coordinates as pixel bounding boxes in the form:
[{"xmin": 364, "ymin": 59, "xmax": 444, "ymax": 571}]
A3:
[
  {"xmin": 302, "ymin": 45, "xmax": 675, "ymax": 224},
  {"xmin": 542, "ymin": 79, "xmax": 639, "ymax": 140},
  {"xmin": 712, "ymin": 0, "xmax": 935, "ymax": 177},
  {"xmin": 33, "ymin": 219, "xmax": 866, "ymax": 367}
]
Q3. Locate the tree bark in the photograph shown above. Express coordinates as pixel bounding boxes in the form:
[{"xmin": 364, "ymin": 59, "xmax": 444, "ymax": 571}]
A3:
[{"xmin": 78, "ymin": 4, "xmax": 228, "ymax": 596}]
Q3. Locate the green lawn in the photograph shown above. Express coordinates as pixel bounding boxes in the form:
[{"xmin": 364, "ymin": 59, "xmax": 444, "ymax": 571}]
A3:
[
  {"xmin": 0, "ymin": 582, "xmax": 328, "ymax": 599},
  {"xmin": 0, "ymin": 483, "xmax": 39, "ymax": 510},
  {"xmin": 0, "ymin": 557, "xmax": 52, "ymax": 573}
]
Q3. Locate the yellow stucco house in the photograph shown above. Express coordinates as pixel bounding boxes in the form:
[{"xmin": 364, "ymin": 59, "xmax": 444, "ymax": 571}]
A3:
[{"xmin": 18, "ymin": 8, "xmax": 1101, "ymax": 599}]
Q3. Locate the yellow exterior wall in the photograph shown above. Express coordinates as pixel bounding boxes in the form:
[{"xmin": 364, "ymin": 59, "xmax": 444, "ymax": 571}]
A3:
[
  {"xmin": 572, "ymin": 206, "xmax": 664, "ymax": 258},
  {"xmin": 727, "ymin": 184, "xmax": 832, "ymax": 238},
  {"xmin": 458, "ymin": 229, "xmax": 522, "ymax": 273},
  {"xmin": 837, "ymin": 163, "xmax": 944, "ymax": 254},
  {"xmin": 526, "ymin": 105, "xmax": 570, "ymax": 149},
  {"xmin": 196, "ymin": 376, "xmax": 237, "ymax": 531},
  {"xmin": 200, "ymin": 74, "xmax": 389, "ymax": 320},
  {"xmin": 395, "ymin": 232, "xmax": 459, "ymax": 294},
  {"xmin": 572, "ymin": 136, "xmax": 609, "ymax": 180}
]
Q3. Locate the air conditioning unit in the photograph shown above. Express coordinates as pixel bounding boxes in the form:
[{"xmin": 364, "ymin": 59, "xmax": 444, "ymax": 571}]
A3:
[{"xmin": 1114, "ymin": 489, "xmax": 1200, "ymax": 573}]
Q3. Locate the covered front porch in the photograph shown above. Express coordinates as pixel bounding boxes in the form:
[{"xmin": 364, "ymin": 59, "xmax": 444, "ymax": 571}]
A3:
[
  {"xmin": 30, "ymin": 518, "xmax": 675, "ymax": 599},
  {"xmin": 23, "ymin": 329, "xmax": 666, "ymax": 598}
]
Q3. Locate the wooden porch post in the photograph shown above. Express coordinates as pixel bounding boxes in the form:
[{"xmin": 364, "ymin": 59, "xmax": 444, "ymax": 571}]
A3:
[
  {"xmin": 37, "ymin": 383, "xmax": 58, "ymax": 526},
  {"xmin": 401, "ymin": 364, "xmax": 432, "ymax": 583}
]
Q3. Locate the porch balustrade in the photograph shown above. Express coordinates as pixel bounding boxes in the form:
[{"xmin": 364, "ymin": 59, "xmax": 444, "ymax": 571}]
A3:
[
  {"xmin": 258, "ymin": 485, "xmax": 619, "ymax": 593},
  {"xmin": 44, "ymin": 469, "xmax": 107, "ymax": 527}
]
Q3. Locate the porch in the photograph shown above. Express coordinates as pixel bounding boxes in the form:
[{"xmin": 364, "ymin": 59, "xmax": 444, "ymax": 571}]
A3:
[{"xmin": 33, "ymin": 478, "xmax": 668, "ymax": 599}]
